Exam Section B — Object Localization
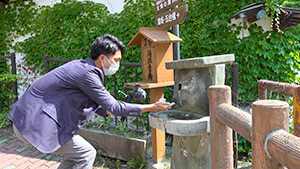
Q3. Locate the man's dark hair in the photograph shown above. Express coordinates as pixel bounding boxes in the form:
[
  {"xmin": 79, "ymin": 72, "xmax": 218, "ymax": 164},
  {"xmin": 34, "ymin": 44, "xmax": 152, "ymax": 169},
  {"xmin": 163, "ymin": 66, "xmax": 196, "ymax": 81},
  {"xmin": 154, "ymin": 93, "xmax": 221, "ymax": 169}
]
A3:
[{"xmin": 90, "ymin": 34, "xmax": 126, "ymax": 60}]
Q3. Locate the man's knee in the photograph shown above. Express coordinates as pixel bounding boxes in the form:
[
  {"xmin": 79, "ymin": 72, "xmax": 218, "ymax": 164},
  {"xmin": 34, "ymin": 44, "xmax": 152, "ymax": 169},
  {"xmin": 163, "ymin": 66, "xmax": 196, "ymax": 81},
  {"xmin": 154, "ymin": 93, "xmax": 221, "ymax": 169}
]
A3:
[
  {"xmin": 90, "ymin": 146, "xmax": 97, "ymax": 159},
  {"xmin": 85, "ymin": 144, "xmax": 97, "ymax": 161}
]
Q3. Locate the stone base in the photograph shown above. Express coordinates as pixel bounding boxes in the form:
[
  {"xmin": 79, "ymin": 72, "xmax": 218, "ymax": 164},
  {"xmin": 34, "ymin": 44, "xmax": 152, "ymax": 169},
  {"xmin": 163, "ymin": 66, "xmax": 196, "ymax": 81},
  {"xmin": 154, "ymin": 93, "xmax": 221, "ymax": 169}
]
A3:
[
  {"xmin": 171, "ymin": 134, "xmax": 211, "ymax": 169},
  {"xmin": 147, "ymin": 159, "xmax": 171, "ymax": 169},
  {"xmin": 78, "ymin": 128, "xmax": 151, "ymax": 162}
]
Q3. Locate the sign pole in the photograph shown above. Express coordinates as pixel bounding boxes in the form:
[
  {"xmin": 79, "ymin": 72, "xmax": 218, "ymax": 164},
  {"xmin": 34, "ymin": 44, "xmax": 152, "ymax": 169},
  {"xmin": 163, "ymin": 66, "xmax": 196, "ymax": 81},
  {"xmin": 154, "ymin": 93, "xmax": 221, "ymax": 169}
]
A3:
[
  {"xmin": 151, "ymin": 0, "xmax": 187, "ymax": 164},
  {"xmin": 171, "ymin": 20, "xmax": 180, "ymax": 60}
]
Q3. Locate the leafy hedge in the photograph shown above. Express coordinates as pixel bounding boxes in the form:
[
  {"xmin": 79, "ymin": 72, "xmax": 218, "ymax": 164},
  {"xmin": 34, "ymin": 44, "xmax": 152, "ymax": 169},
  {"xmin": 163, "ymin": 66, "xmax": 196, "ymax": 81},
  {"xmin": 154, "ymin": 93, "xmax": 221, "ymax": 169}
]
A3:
[
  {"xmin": 0, "ymin": 0, "xmax": 299, "ymax": 111},
  {"xmin": 0, "ymin": 72, "xmax": 18, "ymax": 128},
  {"xmin": 280, "ymin": 0, "xmax": 300, "ymax": 8}
]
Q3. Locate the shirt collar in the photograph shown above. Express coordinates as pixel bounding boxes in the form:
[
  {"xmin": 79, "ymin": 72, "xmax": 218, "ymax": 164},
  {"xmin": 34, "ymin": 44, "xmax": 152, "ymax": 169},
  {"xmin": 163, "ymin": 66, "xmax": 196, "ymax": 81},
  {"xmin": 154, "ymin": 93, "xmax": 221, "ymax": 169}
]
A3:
[
  {"xmin": 85, "ymin": 58, "xmax": 105, "ymax": 81},
  {"xmin": 86, "ymin": 58, "xmax": 96, "ymax": 67}
]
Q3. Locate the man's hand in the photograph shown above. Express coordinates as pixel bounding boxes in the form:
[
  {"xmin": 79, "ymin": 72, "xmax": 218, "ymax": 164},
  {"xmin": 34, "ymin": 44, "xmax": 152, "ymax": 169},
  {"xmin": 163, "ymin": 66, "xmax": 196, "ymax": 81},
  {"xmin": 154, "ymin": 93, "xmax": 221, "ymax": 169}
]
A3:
[
  {"xmin": 106, "ymin": 111, "xmax": 113, "ymax": 116},
  {"xmin": 141, "ymin": 101, "xmax": 175, "ymax": 113}
]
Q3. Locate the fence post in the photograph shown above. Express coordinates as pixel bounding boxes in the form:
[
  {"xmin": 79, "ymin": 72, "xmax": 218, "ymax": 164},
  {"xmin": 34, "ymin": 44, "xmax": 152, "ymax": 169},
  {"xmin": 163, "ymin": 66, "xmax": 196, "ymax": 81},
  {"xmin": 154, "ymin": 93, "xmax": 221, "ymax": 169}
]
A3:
[
  {"xmin": 209, "ymin": 85, "xmax": 233, "ymax": 169},
  {"xmin": 257, "ymin": 80, "xmax": 267, "ymax": 100},
  {"xmin": 231, "ymin": 62, "xmax": 239, "ymax": 168},
  {"xmin": 294, "ymin": 89, "xmax": 300, "ymax": 136},
  {"xmin": 232, "ymin": 62, "xmax": 238, "ymax": 107},
  {"xmin": 11, "ymin": 53, "xmax": 18, "ymax": 102},
  {"xmin": 44, "ymin": 54, "xmax": 50, "ymax": 73},
  {"xmin": 252, "ymin": 100, "xmax": 289, "ymax": 169}
]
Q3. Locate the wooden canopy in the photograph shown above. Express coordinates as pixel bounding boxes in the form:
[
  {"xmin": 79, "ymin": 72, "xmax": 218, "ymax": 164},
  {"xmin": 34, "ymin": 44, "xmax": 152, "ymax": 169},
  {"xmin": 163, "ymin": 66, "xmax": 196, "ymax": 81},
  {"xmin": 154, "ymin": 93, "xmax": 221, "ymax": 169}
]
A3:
[
  {"xmin": 231, "ymin": 2, "xmax": 300, "ymax": 29},
  {"xmin": 128, "ymin": 27, "xmax": 183, "ymax": 46}
]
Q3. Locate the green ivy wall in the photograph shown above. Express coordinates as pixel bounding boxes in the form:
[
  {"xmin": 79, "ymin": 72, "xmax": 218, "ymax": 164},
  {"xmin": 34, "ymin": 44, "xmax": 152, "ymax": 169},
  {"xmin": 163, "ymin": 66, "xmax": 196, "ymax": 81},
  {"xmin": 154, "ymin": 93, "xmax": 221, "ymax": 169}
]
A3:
[{"xmin": 1, "ymin": 0, "xmax": 300, "ymax": 106}]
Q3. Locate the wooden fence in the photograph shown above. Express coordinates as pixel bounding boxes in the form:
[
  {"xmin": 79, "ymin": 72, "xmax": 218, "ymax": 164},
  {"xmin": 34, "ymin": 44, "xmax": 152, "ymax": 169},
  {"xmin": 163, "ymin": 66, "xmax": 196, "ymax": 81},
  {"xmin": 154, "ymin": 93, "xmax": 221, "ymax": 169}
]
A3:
[
  {"xmin": 209, "ymin": 85, "xmax": 300, "ymax": 169},
  {"xmin": 258, "ymin": 79, "xmax": 300, "ymax": 136}
]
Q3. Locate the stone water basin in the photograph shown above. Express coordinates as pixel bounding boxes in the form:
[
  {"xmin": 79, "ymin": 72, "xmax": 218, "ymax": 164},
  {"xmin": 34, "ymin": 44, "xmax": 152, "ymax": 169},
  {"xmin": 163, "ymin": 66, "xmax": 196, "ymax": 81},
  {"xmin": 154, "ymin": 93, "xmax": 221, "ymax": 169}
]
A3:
[{"xmin": 149, "ymin": 110, "xmax": 210, "ymax": 136}]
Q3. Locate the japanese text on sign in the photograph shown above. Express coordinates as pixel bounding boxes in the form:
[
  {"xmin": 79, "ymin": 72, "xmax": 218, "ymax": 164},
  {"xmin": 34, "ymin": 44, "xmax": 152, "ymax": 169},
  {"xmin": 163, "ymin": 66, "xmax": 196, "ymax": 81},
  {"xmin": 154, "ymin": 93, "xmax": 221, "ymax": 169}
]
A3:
[
  {"xmin": 147, "ymin": 49, "xmax": 153, "ymax": 80},
  {"xmin": 155, "ymin": 0, "xmax": 183, "ymax": 15},
  {"xmin": 155, "ymin": 4, "xmax": 188, "ymax": 28},
  {"xmin": 157, "ymin": 11, "xmax": 180, "ymax": 26},
  {"xmin": 144, "ymin": 38, "xmax": 153, "ymax": 47}
]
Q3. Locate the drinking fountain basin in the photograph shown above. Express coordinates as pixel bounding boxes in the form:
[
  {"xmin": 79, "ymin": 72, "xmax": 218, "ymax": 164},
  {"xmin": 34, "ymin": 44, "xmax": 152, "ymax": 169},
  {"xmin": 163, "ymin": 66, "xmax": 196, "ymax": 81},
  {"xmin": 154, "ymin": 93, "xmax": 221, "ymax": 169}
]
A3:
[{"xmin": 149, "ymin": 110, "xmax": 210, "ymax": 136}]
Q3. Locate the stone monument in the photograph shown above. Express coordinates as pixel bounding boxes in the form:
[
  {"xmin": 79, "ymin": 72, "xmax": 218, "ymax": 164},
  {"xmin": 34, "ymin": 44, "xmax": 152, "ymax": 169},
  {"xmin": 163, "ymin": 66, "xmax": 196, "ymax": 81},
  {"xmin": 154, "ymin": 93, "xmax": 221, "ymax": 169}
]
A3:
[{"xmin": 149, "ymin": 54, "xmax": 235, "ymax": 169}]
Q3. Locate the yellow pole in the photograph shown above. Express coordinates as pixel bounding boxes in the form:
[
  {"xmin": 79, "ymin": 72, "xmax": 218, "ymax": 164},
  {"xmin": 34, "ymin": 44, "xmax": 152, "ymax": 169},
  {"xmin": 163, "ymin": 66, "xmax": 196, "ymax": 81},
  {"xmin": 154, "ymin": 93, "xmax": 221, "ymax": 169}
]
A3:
[
  {"xmin": 150, "ymin": 87, "xmax": 166, "ymax": 163},
  {"xmin": 293, "ymin": 97, "xmax": 300, "ymax": 136}
]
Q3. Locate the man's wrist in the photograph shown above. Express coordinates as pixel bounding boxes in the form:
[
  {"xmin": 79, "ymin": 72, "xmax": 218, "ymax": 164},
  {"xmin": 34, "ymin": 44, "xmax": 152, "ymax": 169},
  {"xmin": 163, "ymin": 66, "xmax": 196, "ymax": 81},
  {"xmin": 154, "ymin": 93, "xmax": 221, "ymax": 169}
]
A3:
[{"xmin": 141, "ymin": 104, "xmax": 154, "ymax": 113}]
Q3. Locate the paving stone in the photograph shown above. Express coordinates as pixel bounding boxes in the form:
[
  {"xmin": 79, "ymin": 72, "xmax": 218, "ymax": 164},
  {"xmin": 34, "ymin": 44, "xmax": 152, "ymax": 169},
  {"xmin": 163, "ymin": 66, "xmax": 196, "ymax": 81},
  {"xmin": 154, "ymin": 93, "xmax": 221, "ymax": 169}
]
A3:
[
  {"xmin": 5, "ymin": 141, "xmax": 22, "ymax": 150},
  {"xmin": 29, "ymin": 159, "xmax": 49, "ymax": 169},
  {"xmin": 16, "ymin": 145, "xmax": 30, "ymax": 153},
  {"xmin": 0, "ymin": 129, "xmax": 96, "ymax": 169},
  {"xmin": 15, "ymin": 161, "xmax": 32, "ymax": 169},
  {"xmin": 13, "ymin": 157, "xmax": 33, "ymax": 167},
  {"xmin": 0, "ymin": 138, "xmax": 9, "ymax": 145},
  {"xmin": 43, "ymin": 154, "xmax": 56, "ymax": 161},
  {"xmin": 49, "ymin": 163, "xmax": 60, "ymax": 169},
  {"xmin": 3, "ymin": 164, "xmax": 16, "ymax": 169}
]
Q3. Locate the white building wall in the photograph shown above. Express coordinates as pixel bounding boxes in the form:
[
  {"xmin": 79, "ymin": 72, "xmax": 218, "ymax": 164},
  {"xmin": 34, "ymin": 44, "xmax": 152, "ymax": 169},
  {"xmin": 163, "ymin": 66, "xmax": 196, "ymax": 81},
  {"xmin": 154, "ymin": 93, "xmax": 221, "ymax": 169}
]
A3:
[
  {"xmin": 34, "ymin": 0, "xmax": 62, "ymax": 7},
  {"xmin": 77, "ymin": 0, "xmax": 125, "ymax": 13},
  {"xmin": 230, "ymin": 17, "xmax": 271, "ymax": 39}
]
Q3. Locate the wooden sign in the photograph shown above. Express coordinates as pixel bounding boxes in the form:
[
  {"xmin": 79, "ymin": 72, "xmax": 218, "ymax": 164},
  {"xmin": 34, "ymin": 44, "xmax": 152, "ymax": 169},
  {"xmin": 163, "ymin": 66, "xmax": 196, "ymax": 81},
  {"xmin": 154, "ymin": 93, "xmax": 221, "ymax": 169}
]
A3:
[
  {"xmin": 128, "ymin": 27, "xmax": 182, "ymax": 83},
  {"xmin": 156, "ymin": 4, "xmax": 188, "ymax": 28},
  {"xmin": 141, "ymin": 37, "xmax": 174, "ymax": 83},
  {"xmin": 155, "ymin": 0, "xmax": 183, "ymax": 15}
]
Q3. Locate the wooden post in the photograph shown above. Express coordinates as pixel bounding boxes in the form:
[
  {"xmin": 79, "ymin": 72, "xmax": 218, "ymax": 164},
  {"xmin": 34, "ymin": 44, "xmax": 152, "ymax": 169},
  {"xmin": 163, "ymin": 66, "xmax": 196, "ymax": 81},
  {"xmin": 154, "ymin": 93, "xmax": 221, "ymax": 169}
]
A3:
[
  {"xmin": 252, "ymin": 100, "xmax": 289, "ymax": 169},
  {"xmin": 0, "ymin": 2, "xmax": 5, "ymax": 9},
  {"xmin": 209, "ymin": 85, "xmax": 233, "ymax": 169},
  {"xmin": 150, "ymin": 87, "xmax": 165, "ymax": 163},
  {"xmin": 11, "ymin": 53, "xmax": 18, "ymax": 102},
  {"xmin": 44, "ymin": 54, "xmax": 50, "ymax": 73},
  {"xmin": 293, "ymin": 90, "xmax": 300, "ymax": 136},
  {"xmin": 257, "ymin": 80, "xmax": 300, "ymax": 136}
]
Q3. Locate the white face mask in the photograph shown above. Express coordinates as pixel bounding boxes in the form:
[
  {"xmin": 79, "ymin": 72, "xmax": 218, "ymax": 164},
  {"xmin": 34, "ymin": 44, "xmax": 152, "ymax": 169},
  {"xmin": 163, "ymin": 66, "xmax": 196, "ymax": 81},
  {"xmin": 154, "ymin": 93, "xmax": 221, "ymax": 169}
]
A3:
[{"xmin": 101, "ymin": 56, "xmax": 119, "ymax": 76}]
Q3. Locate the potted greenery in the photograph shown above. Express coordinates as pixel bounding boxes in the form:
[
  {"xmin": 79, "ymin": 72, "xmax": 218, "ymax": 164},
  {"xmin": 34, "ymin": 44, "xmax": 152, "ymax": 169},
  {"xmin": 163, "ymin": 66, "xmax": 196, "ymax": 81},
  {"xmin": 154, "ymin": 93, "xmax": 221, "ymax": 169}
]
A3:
[{"xmin": 78, "ymin": 115, "xmax": 151, "ymax": 162}]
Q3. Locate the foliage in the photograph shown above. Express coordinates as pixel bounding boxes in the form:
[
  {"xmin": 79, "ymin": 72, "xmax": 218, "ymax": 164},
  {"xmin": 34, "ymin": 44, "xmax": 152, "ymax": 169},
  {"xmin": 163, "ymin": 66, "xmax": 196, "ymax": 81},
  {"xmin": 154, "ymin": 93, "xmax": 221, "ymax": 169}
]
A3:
[
  {"xmin": 1, "ymin": 0, "xmax": 300, "ymax": 158},
  {"xmin": 127, "ymin": 156, "xmax": 147, "ymax": 169},
  {"xmin": 265, "ymin": 0, "xmax": 284, "ymax": 33},
  {"xmin": 238, "ymin": 135, "xmax": 252, "ymax": 161},
  {"xmin": 0, "ymin": 72, "xmax": 18, "ymax": 128},
  {"xmin": 181, "ymin": 0, "xmax": 300, "ymax": 106},
  {"xmin": 280, "ymin": 0, "xmax": 300, "ymax": 8},
  {"xmin": 0, "ymin": 0, "xmax": 36, "ymax": 55},
  {"xmin": 85, "ymin": 115, "xmax": 145, "ymax": 139},
  {"xmin": 15, "ymin": 0, "xmax": 110, "ymax": 67},
  {"xmin": 2, "ymin": 0, "xmax": 299, "ymax": 106}
]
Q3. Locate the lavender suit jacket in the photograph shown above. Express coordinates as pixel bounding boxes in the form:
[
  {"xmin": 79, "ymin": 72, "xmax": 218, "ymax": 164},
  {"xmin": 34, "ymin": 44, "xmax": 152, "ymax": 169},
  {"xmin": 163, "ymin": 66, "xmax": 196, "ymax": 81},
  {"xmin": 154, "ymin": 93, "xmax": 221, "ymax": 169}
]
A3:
[{"xmin": 8, "ymin": 59, "xmax": 142, "ymax": 153}]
